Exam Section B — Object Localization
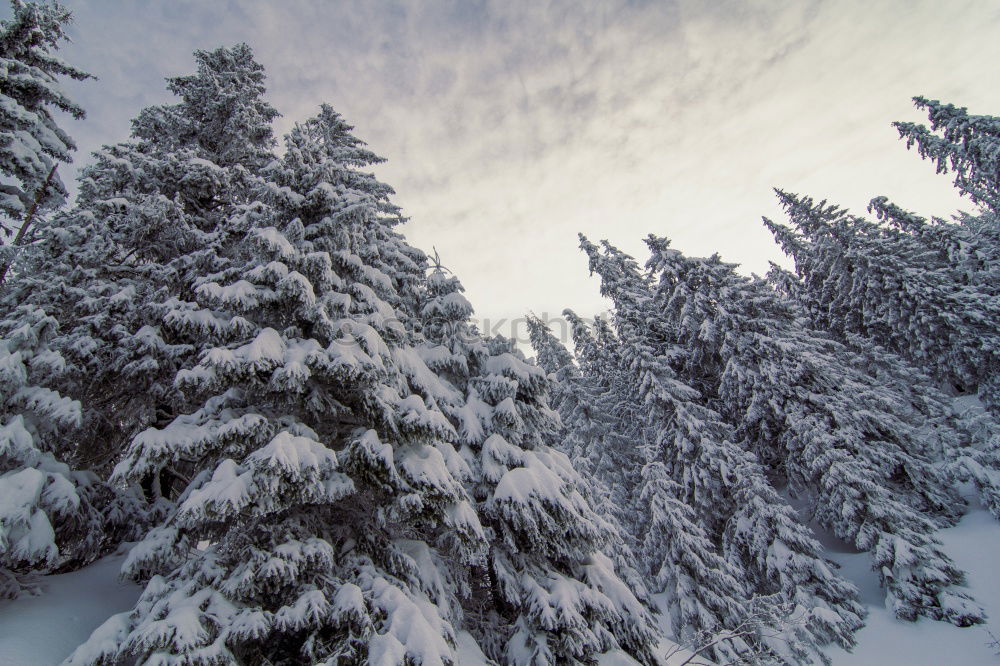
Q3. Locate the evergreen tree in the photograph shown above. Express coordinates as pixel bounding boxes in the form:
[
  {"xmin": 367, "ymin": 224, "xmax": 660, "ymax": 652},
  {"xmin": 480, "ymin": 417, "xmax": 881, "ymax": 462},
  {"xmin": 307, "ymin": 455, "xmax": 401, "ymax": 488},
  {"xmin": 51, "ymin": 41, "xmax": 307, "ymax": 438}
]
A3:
[
  {"xmin": 0, "ymin": 307, "xmax": 97, "ymax": 597},
  {"xmin": 638, "ymin": 461, "xmax": 759, "ymax": 664},
  {"xmin": 0, "ymin": 0, "xmax": 90, "ymax": 279},
  {"xmin": 525, "ymin": 314, "xmax": 655, "ymax": 612},
  {"xmin": 418, "ymin": 262, "xmax": 478, "ymax": 392},
  {"xmin": 525, "ymin": 314, "xmax": 627, "ymax": 514},
  {"xmin": 540, "ymin": 237, "xmax": 857, "ymax": 663},
  {"xmin": 68, "ymin": 105, "xmax": 481, "ymax": 665},
  {"xmin": 66, "ymin": 92, "xmax": 659, "ymax": 665},
  {"xmin": 0, "ymin": 303, "xmax": 143, "ymax": 597},
  {"xmin": 866, "ymin": 193, "xmax": 1000, "ymax": 414},
  {"xmin": 764, "ymin": 97, "xmax": 1000, "ymax": 414},
  {"xmin": 643, "ymin": 234, "xmax": 983, "ymax": 627},
  {"xmin": 893, "ymin": 97, "xmax": 1000, "ymax": 212},
  {"xmin": 765, "ymin": 192, "xmax": 999, "ymax": 414},
  {"xmin": 1, "ymin": 44, "xmax": 280, "ymax": 511},
  {"xmin": 469, "ymin": 335, "xmax": 658, "ymax": 664},
  {"xmin": 557, "ymin": 308, "xmax": 784, "ymax": 663},
  {"xmin": 558, "ymin": 310, "xmax": 650, "ymax": 527}
]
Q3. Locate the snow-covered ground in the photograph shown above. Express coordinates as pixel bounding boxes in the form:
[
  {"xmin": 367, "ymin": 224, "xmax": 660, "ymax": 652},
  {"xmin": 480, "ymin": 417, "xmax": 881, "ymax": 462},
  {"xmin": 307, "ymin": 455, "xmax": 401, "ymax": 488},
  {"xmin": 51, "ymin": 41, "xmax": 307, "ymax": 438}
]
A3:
[
  {"xmin": 2, "ymin": 506, "xmax": 997, "ymax": 665},
  {"xmin": 826, "ymin": 503, "xmax": 1000, "ymax": 665},
  {"xmin": 0, "ymin": 553, "xmax": 140, "ymax": 665}
]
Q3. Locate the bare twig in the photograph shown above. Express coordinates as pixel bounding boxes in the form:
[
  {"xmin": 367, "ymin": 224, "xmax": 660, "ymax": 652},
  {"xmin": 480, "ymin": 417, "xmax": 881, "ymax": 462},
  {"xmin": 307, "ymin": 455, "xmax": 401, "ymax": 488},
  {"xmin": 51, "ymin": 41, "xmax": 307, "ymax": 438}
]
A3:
[
  {"xmin": 666, "ymin": 598, "xmax": 810, "ymax": 666},
  {"xmin": 986, "ymin": 627, "xmax": 1000, "ymax": 656}
]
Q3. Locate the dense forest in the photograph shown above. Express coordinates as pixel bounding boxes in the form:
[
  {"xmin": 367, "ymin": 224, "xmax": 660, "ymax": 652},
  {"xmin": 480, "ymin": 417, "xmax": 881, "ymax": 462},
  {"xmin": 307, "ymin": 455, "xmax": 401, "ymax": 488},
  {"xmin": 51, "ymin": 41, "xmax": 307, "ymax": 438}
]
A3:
[{"xmin": 0, "ymin": 2, "xmax": 997, "ymax": 664}]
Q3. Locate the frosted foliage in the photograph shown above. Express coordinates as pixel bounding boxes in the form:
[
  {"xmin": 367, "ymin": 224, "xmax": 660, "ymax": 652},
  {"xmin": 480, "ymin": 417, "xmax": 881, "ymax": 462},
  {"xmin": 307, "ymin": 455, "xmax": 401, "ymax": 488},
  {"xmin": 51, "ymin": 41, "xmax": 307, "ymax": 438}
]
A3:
[
  {"xmin": 66, "ymin": 85, "xmax": 659, "ymax": 664},
  {"xmin": 569, "ymin": 235, "xmax": 876, "ymax": 662},
  {"xmin": 639, "ymin": 463, "xmax": 754, "ymax": 664},
  {"xmin": 0, "ymin": 43, "xmax": 286, "ymax": 583},
  {"xmin": 65, "ymin": 553, "xmax": 463, "ymax": 666},
  {"xmin": 766, "ymin": 97, "xmax": 999, "ymax": 414},
  {"xmin": 0, "ymin": 306, "xmax": 100, "ymax": 598},
  {"xmin": 766, "ymin": 192, "xmax": 999, "ymax": 417},
  {"xmin": 947, "ymin": 397, "xmax": 1000, "ymax": 518},
  {"xmin": 469, "ymin": 342, "xmax": 658, "ymax": 662},
  {"xmin": 526, "ymin": 314, "xmax": 656, "ymax": 610},
  {"xmin": 894, "ymin": 97, "xmax": 1000, "ymax": 211},
  {"xmin": 132, "ymin": 43, "xmax": 278, "ymax": 170},
  {"xmin": 640, "ymin": 235, "xmax": 983, "ymax": 628},
  {"xmin": 0, "ymin": 0, "xmax": 91, "ymax": 235},
  {"xmin": 418, "ymin": 271, "xmax": 659, "ymax": 662},
  {"xmin": 68, "ymin": 103, "xmax": 476, "ymax": 665}
]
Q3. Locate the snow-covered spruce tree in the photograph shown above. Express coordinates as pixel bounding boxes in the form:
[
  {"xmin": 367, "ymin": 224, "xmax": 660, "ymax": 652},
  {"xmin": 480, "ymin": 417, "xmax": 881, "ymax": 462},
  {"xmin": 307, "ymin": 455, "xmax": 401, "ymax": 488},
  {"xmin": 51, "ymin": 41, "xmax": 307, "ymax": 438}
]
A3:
[
  {"xmin": 0, "ymin": 306, "xmax": 114, "ymax": 597},
  {"xmin": 66, "ymin": 104, "xmax": 478, "ymax": 666},
  {"xmin": 570, "ymin": 280, "xmax": 731, "ymax": 526},
  {"xmin": 1, "ymin": 44, "xmax": 280, "ymax": 513},
  {"xmin": 764, "ymin": 97, "xmax": 1000, "ymax": 414},
  {"xmin": 564, "ymin": 237, "xmax": 859, "ymax": 663},
  {"xmin": 417, "ymin": 265, "xmax": 660, "ymax": 663},
  {"xmin": 557, "ymin": 310, "xmax": 651, "ymax": 524},
  {"xmin": 526, "ymin": 312, "xmax": 645, "ymax": 532},
  {"xmin": 469, "ymin": 335, "xmax": 659, "ymax": 664},
  {"xmin": 647, "ymin": 236, "xmax": 962, "ymax": 510},
  {"xmin": 765, "ymin": 192, "xmax": 999, "ymax": 414},
  {"xmin": 865, "ymin": 193, "xmax": 1000, "ymax": 414},
  {"xmin": 582, "ymin": 236, "xmax": 911, "ymax": 659},
  {"xmin": 417, "ymin": 263, "xmax": 478, "ymax": 390},
  {"xmin": 893, "ymin": 100, "xmax": 1000, "ymax": 389},
  {"xmin": 0, "ymin": 0, "xmax": 90, "ymax": 279},
  {"xmin": 643, "ymin": 234, "xmax": 984, "ymax": 628},
  {"xmin": 68, "ymin": 105, "xmax": 660, "ymax": 665},
  {"xmin": 557, "ymin": 308, "xmax": 785, "ymax": 663},
  {"xmin": 894, "ymin": 97, "xmax": 1000, "ymax": 213},
  {"xmin": 842, "ymin": 322, "xmax": 1000, "ymax": 521}
]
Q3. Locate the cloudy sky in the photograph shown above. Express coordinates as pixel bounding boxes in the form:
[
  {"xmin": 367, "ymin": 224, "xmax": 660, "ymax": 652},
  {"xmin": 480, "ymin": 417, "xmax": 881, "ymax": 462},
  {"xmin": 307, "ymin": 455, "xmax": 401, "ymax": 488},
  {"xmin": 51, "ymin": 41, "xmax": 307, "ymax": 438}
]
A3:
[{"xmin": 33, "ymin": 0, "xmax": 1000, "ymax": 338}]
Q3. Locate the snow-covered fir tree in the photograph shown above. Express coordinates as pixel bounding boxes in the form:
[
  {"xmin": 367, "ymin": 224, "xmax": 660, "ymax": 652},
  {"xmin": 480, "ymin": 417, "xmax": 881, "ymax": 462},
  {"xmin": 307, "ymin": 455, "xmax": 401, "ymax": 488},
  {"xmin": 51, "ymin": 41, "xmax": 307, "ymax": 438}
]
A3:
[
  {"xmin": 1, "ymin": 44, "xmax": 280, "ymax": 515},
  {"xmin": 469, "ymin": 335, "xmax": 658, "ymax": 664},
  {"xmin": 0, "ymin": 302, "xmax": 141, "ymax": 598},
  {"xmin": 641, "ymin": 234, "xmax": 985, "ymax": 628},
  {"xmin": 61, "ymin": 67, "xmax": 660, "ymax": 662},
  {"xmin": 0, "ymin": 0, "xmax": 90, "ymax": 280},
  {"xmin": 0, "ymin": 307, "xmax": 93, "ymax": 596},
  {"xmin": 0, "ymin": 2, "xmax": 150, "ymax": 597},
  {"xmin": 575, "ymin": 236, "xmax": 871, "ymax": 663},
  {"xmin": 554, "ymin": 311, "xmax": 800, "ymax": 664},
  {"xmin": 68, "ymin": 104, "xmax": 475, "ymax": 665},
  {"xmin": 765, "ymin": 192, "xmax": 999, "ymax": 415},
  {"xmin": 894, "ymin": 97, "xmax": 1000, "ymax": 213},
  {"xmin": 524, "ymin": 313, "xmax": 655, "ymax": 615},
  {"xmin": 764, "ymin": 97, "xmax": 999, "ymax": 414},
  {"xmin": 557, "ymin": 309, "xmax": 659, "ymax": 537},
  {"xmin": 1, "ymin": 45, "xmax": 283, "ymax": 619},
  {"xmin": 839, "ymin": 321, "xmax": 1000, "ymax": 522}
]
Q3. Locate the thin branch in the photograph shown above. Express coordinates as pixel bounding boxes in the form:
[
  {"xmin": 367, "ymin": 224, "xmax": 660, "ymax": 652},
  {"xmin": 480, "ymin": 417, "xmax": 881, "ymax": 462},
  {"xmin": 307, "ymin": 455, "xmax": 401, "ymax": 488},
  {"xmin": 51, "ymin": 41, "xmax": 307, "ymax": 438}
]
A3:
[{"xmin": 0, "ymin": 164, "xmax": 59, "ymax": 285}]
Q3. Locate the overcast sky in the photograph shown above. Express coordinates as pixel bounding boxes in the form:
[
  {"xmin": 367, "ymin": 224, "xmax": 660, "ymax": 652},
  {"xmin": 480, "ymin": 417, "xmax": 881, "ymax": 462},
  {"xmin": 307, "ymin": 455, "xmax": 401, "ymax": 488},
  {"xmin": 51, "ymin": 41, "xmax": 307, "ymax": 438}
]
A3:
[{"xmin": 33, "ymin": 0, "xmax": 1000, "ymax": 337}]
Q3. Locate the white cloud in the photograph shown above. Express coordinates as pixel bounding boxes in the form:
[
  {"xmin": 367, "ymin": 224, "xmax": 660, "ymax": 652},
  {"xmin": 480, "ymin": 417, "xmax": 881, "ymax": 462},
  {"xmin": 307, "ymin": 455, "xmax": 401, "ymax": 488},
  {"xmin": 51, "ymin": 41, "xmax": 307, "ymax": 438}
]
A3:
[{"xmin": 42, "ymin": 0, "xmax": 1000, "ymax": 329}]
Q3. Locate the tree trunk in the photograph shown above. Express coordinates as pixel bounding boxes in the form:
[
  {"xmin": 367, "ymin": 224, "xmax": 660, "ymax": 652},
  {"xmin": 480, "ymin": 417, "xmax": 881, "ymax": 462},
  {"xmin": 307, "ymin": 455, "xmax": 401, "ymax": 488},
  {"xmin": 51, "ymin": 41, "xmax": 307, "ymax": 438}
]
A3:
[{"xmin": 0, "ymin": 164, "xmax": 58, "ymax": 285}]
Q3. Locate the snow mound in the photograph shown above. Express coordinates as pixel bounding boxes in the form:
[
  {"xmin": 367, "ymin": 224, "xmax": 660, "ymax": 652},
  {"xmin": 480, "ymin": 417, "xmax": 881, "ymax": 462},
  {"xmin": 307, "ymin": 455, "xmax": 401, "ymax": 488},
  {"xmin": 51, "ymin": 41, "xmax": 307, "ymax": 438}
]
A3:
[
  {"xmin": 0, "ymin": 554, "xmax": 141, "ymax": 665},
  {"xmin": 827, "ymin": 502, "xmax": 1000, "ymax": 665}
]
